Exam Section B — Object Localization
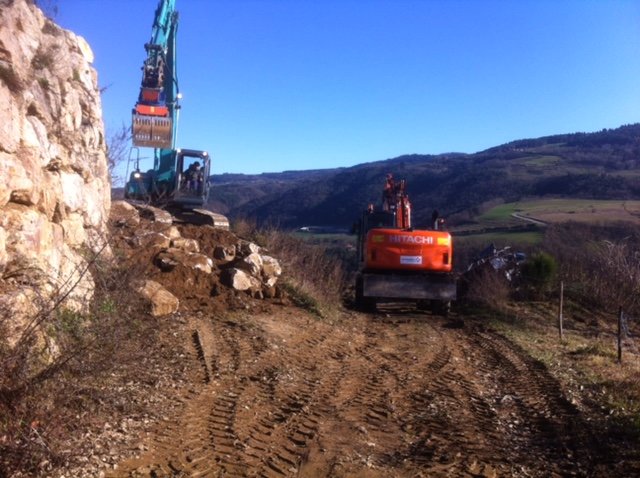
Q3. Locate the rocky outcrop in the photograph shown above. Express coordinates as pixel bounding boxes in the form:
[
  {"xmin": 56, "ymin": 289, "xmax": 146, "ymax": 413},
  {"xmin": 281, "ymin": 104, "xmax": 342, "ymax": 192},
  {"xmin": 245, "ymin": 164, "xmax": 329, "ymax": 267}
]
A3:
[{"xmin": 0, "ymin": 1, "xmax": 110, "ymax": 343}]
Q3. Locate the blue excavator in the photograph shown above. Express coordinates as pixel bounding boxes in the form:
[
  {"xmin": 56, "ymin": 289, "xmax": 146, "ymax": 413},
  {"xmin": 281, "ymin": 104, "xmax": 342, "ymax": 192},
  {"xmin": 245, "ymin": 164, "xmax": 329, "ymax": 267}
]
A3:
[{"xmin": 124, "ymin": 0, "xmax": 228, "ymax": 227}]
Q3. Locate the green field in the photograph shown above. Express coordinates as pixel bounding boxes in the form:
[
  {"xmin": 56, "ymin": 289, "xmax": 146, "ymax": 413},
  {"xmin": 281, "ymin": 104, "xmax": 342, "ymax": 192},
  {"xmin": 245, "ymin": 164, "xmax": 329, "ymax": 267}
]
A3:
[
  {"xmin": 453, "ymin": 198, "xmax": 640, "ymax": 246},
  {"xmin": 478, "ymin": 199, "xmax": 640, "ymax": 227}
]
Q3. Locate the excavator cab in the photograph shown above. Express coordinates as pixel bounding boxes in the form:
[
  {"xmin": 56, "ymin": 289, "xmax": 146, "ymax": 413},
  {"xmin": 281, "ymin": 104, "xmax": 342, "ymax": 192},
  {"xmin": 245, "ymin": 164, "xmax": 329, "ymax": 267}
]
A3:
[
  {"xmin": 172, "ymin": 149, "xmax": 211, "ymax": 207},
  {"xmin": 124, "ymin": 149, "xmax": 211, "ymax": 208}
]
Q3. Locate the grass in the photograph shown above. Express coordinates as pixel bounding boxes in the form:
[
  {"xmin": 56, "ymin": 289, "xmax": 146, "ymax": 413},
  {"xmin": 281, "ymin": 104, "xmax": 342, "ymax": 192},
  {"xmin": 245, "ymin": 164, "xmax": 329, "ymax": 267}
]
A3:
[
  {"xmin": 293, "ymin": 232, "xmax": 355, "ymax": 245},
  {"xmin": 476, "ymin": 199, "xmax": 640, "ymax": 228},
  {"xmin": 522, "ymin": 155, "xmax": 562, "ymax": 167},
  {"xmin": 484, "ymin": 300, "xmax": 640, "ymax": 434},
  {"xmin": 476, "ymin": 203, "xmax": 521, "ymax": 223}
]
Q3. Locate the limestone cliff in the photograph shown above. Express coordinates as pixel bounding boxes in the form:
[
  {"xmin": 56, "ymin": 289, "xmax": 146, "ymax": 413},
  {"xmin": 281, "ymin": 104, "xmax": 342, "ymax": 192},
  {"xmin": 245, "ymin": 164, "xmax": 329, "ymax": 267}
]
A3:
[{"xmin": 0, "ymin": 0, "xmax": 110, "ymax": 344}]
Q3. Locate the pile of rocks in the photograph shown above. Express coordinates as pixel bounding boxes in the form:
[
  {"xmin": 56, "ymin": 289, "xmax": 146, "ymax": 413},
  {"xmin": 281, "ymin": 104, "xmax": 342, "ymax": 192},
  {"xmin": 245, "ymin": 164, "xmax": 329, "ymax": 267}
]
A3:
[{"xmin": 111, "ymin": 201, "xmax": 283, "ymax": 316}]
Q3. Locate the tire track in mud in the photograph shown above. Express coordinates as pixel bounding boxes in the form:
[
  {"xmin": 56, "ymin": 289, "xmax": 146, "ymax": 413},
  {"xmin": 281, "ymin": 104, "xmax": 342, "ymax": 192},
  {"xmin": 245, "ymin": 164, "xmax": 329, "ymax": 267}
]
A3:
[
  {"xmin": 110, "ymin": 309, "xmax": 607, "ymax": 478},
  {"xmin": 390, "ymin": 330, "xmax": 509, "ymax": 476},
  {"xmin": 240, "ymin": 333, "xmax": 333, "ymax": 477},
  {"xmin": 111, "ymin": 316, "xmax": 263, "ymax": 477},
  {"xmin": 329, "ymin": 327, "xmax": 403, "ymax": 467},
  {"xmin": 461, "ymin": 328, "xmax": 603, "ymax": 476}
]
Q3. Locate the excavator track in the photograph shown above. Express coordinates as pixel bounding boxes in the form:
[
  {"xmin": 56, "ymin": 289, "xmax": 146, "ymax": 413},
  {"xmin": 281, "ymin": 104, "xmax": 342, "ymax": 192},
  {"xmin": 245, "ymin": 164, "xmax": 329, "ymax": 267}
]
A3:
[{"xmin": 126, "ymin": 202, "xmax": 229, "ymax": 229}]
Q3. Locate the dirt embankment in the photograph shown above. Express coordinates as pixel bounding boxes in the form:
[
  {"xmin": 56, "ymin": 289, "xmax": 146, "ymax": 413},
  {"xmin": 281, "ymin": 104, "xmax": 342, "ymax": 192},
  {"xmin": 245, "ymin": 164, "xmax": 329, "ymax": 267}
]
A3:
[{"xmin": 100, "ymin": 304, "xmax": 633, "ymax": 478}]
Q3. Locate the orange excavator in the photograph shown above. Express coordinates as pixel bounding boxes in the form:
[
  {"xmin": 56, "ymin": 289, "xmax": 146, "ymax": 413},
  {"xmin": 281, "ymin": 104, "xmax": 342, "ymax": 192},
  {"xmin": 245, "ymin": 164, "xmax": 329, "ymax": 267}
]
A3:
[{"xmin": 355, "ymin": 174, "xmax": 457, "ymax": 314}]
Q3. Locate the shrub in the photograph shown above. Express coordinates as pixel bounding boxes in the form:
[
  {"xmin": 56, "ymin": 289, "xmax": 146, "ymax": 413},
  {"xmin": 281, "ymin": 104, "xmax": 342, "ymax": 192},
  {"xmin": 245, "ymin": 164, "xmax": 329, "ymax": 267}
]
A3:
[
  {"xmin": 31, "ymin": 49, "xmax": 55, "ymax": 70},
  {"xmin": 463, "ymin": 267, "xmax": 512, "ymax": 314},
  {"xmin": 520, "ymin": 251, "xmax": 558, "ymax": 298},
  {"xmin": 543, "ymin": 222, "xmax": 640, "ymax": 314}
]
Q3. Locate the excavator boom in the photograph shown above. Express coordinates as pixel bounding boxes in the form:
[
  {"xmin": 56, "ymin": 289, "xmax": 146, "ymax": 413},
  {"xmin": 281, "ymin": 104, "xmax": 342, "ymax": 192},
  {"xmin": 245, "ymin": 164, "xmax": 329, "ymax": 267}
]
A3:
[
  {"xmin": 124, "ymin": 0, "xmax": 228, "ymax": 229},
  {"xmin": 132, "ymin": 0, "xmax": 178, "ymax": 149}
]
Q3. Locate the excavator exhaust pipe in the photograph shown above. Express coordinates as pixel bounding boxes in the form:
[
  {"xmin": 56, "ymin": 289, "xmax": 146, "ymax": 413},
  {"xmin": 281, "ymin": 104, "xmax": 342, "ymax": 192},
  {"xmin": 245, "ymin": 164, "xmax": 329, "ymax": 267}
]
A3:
[{"xmin": 132, "ymin": 113, "xmax": 173, "ymax": 149}]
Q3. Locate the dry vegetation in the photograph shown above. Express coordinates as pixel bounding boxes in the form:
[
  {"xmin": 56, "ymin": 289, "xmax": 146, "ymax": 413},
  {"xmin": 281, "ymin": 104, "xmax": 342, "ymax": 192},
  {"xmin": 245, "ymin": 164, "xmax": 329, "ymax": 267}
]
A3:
[
  {"xmin": 232, "ymin": 219, "xmax": 348, "ymax": 318},
  {"xmin": 0, "ymin": 248, "xmax": 183, "ymax": 475}
]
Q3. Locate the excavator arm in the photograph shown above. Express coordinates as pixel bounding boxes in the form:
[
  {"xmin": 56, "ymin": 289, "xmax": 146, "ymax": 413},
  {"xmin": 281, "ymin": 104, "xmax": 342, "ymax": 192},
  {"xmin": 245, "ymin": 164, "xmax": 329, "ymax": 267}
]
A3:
[
  {"xmin": 125, "ymin": 0, "xmax": 228, "ymax": 229},
  {"xmin": 132, "ymin": 0, "xmax": 179, "ymax": 149}
]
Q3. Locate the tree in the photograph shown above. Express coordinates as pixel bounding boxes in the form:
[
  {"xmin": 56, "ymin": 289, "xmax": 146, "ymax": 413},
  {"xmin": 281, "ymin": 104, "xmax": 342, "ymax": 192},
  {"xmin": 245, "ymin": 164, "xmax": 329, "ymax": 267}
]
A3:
[{"xmin": 106, "ymin": 124, "xmax": 131, "ymax": 186}]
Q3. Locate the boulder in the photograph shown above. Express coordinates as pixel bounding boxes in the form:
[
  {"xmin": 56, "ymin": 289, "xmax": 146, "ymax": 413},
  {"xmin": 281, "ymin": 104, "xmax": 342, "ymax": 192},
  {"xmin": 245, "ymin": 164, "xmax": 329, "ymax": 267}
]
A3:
[
  {"xmin": 132, "ymin": 231, "xmax": 171, "ymax": 250},
  {"xmin": 224, "ymin": 268, "xmax": 262, "ymax": 292},
  {"xmin": 238, "ymin": 240, "xmax": 261, "ymax": 256},
  {"xmin": 155, "ymin": 248, "xmax": 213, "ymax": 274},
  {"xmin": 137, "ymin": 280, "xmax": 179, "ymax": 317},
  {"xmin": 235, "ymin": 252, "xmax": 263, "ymax": 277},
  {"xmin": 213, "ymin": 244, "xmax": 236, "ymax": 263},
  {"xmin": 170, "ymin": 237, "xmax": 200, "ymax": 253},
  {"xmin": 165, "ymin": 226, "xmax": 182, "ymax": 239},
  {"xmin": 110, "ymin": 200, "xmax": 140, "ymax": 227},
  {"xmin": 261, "ymin": 255, "xmax": 282, "ymax": 287}
]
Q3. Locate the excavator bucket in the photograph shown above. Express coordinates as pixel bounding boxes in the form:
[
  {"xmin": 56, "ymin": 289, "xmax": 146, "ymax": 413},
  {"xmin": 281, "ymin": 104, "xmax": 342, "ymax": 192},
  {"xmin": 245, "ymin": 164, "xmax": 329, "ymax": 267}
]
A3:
[{"xmin": 132, "ymin": 113, "xmax": 173, "ymax": 149}]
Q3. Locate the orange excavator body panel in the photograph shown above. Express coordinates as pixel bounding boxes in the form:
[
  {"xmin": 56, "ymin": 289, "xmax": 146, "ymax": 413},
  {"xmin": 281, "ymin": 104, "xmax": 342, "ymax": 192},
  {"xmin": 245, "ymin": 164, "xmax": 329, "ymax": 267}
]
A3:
[{"xmin": 364, "ymin": 228, "xmax": 453, "ymax": 273}]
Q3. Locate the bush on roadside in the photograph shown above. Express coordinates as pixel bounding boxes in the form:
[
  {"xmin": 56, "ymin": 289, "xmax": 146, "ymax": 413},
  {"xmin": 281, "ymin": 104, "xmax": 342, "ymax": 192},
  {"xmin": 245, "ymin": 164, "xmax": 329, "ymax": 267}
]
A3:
[
  {"xmin": 462, "ymin": 267, "xmax": 512, "ymax": 315},
  {"xmin": 543, "ymin": 222, "xmax": 640, "ymax": 315},
  {"xmin": 520, "ymin": 251, "xmax": 558, "ymax": 299}
]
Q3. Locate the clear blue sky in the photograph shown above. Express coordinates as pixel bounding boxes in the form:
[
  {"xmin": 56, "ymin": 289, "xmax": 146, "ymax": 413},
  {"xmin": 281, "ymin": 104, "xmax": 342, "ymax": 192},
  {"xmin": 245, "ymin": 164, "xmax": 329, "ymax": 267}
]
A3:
[{"xmin": 56, "ymin": 0, "xmax": 640, "ymax": 179}]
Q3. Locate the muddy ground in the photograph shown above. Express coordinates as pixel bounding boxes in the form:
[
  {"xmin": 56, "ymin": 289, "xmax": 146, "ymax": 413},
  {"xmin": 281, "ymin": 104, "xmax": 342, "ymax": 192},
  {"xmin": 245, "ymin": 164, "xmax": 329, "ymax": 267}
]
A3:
[
  {"xmin": 93, "ymin": 301, "xmax": 634, "ymax": 478},
  {"xmin": 36, "ymin": 214, "xmax": 634, "ymax": 478}
]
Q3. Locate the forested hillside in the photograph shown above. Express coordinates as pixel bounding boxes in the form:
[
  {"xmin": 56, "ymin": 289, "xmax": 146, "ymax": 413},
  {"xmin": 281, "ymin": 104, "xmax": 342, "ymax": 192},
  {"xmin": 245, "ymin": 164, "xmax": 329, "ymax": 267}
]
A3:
[{"xmin": 208, "ymin": 124, "xmax": 640, "ymax": 228}]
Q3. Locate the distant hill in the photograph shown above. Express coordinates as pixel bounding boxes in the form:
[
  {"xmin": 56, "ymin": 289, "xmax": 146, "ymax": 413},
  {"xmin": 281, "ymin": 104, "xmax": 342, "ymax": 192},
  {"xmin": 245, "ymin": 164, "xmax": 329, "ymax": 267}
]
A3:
[{"xmin": 208, "ymin": 123, "xmax": 640, "ymax": 229}]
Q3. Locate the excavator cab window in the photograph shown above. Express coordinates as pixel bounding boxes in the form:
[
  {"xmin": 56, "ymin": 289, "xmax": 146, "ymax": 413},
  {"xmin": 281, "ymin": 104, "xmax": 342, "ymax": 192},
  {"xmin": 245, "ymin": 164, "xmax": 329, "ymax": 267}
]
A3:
[
  {"xmin": 181, "ymin": 160, "xmax": 203, "ymax": 194},
  {"xmin": 364, "ymin": 211, "xmax": 396, "ymax": 232}
]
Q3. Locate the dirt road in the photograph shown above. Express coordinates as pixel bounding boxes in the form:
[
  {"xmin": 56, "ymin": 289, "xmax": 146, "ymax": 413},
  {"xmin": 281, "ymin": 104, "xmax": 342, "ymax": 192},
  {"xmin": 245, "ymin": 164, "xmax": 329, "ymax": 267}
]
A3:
[{"xmin": 109, "ymin": 305, "xmax": 614, "ymax": 478}]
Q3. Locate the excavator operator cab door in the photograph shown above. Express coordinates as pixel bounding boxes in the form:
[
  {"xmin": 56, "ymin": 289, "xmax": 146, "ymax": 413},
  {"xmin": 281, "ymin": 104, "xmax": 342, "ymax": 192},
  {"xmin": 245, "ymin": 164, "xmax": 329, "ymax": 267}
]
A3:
[{"xmin": 172, "ymin": 149, "xmax": 211, "ymax": 207}]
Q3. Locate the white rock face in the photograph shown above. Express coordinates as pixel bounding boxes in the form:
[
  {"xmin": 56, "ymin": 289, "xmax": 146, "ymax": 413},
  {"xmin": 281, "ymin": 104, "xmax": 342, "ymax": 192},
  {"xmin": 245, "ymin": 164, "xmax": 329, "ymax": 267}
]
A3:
[{"xmin": 0, "ymin": 1, "xmax": 111, "ymax": 344}]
